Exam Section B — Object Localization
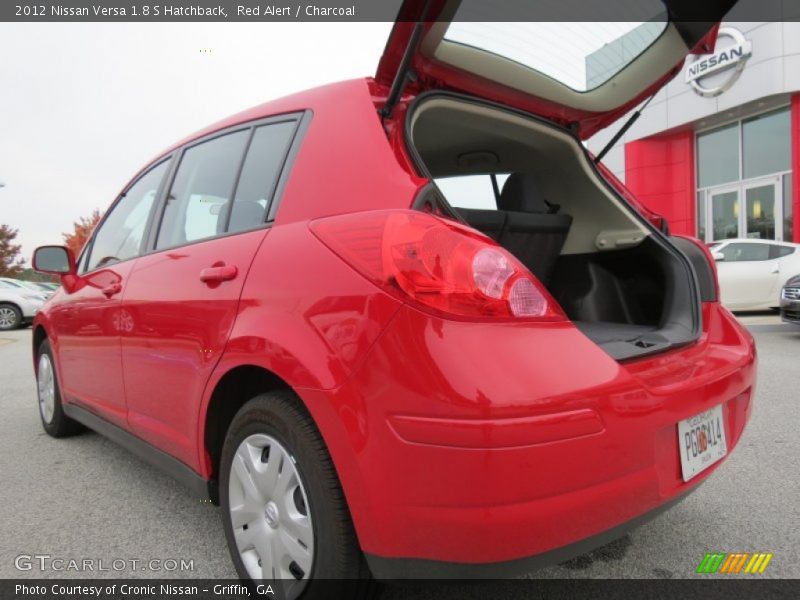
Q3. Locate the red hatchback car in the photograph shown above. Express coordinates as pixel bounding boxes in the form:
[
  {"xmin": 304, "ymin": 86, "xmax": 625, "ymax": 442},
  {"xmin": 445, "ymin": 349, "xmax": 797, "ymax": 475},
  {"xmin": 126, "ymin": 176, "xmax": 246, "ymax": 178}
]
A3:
[{"xmin": 32, "ymin": 2, "xmax": 754, "ymax": 596}]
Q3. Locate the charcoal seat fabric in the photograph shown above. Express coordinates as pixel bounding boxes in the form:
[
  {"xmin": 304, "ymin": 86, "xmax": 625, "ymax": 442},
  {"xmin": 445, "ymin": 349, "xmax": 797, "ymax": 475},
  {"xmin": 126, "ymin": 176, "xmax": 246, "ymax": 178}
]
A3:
[
  {"xmin": 497, "ymin": 173, "xmax": 572, "ymax": 284},
  {"xmin": 454, "ymin": 208, "xmax": 506, "ymax": 241}
]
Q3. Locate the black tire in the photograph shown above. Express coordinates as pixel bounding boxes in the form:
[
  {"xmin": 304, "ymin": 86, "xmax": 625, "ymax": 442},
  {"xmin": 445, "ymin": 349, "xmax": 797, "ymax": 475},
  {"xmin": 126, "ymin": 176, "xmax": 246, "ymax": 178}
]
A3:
[
  {"xmin": 0, "ymin": 303, "xmax": 22, "ymax": 331},
  {"xmin": 220, "ymin": 390, "xmax": 373, "ymax": 600},
  {"xmin": 36, "ymin": 339, "xmax": 83, "ymax": 438}
]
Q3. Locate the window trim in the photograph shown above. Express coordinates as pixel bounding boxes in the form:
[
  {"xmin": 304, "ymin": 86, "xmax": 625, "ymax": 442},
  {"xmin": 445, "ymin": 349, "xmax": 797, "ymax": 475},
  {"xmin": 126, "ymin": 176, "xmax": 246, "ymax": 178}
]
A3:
[
  {"xmin": 79, "ymin": 155, "xmax": 174, "ymax": 275},
  {"xmin": 145, "ymin": 110, "xmax": 308, "ymax": 255}
]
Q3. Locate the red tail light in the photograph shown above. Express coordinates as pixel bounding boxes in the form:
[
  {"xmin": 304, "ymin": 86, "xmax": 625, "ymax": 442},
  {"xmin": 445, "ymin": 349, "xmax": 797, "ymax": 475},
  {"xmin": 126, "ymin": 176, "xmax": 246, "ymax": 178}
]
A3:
[{"xmin": 310, "ymin": 210, "xmax": 565, "ymax": 321}]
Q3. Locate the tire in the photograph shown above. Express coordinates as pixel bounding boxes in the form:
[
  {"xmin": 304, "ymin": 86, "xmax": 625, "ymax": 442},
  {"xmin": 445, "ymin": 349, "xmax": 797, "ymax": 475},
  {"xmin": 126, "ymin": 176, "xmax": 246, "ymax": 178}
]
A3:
[
  {"xmin": 36, "ymin": 339, "xmax": 83, "ymax": 438},
  {"xmin": 220, "ymin": 390, "xmax": 373, "ymax": 600},
  {"xmin": 0, "ymin": 303, "xmax": 22, "ymax": 331}
]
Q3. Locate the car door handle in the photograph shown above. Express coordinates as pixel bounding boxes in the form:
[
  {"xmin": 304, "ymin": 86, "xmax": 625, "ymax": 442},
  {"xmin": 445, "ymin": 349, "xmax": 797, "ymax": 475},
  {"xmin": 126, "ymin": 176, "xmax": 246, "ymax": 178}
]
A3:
[
  {"xmin": 772, "ymin": 265, "xmax": 780, "ymax": 274},
  {"xmin": 102, "ymin": 283, "xmax": 122, "ymax": 298},
  {"xmin": 200, "ymin": 263, "xmax": 238, "ymax": 284}
]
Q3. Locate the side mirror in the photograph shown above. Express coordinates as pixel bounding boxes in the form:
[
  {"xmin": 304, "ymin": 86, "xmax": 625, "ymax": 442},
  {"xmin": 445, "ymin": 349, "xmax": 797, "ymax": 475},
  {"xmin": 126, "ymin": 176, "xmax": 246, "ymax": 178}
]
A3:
[
  {"xmin": 711, "ymin": 251, "xmax": 725, "ymax": 262},
  {"xmin": 33, "ymin": 246, "xmax": 76, "ymax": 276}
]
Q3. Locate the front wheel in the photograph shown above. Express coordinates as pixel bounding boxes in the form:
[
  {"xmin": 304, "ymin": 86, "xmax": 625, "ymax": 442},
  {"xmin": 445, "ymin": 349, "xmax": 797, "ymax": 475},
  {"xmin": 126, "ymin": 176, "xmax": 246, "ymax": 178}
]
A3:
[
  {"xmin": 219, "ymin": 391, "xmax": 371, "ymax": 600},
  {"xmin": 37, "ymin": 339, "xmax": 83, "ymax": 437}
]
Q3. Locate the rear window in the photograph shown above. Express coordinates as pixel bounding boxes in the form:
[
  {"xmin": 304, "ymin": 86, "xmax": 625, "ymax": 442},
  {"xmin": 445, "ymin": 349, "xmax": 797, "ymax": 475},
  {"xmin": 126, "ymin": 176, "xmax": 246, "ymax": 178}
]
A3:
[{"xmin": 443, "ymin": 2, "xmax": 667, "ymax": 92}]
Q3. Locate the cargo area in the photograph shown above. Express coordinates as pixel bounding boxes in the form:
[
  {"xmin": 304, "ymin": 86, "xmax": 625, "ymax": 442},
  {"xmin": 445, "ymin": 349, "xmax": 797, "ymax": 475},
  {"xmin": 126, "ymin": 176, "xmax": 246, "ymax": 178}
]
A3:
[{"xmin": 407, "ymin": 95, "xmax": 702, "ymax": 360}]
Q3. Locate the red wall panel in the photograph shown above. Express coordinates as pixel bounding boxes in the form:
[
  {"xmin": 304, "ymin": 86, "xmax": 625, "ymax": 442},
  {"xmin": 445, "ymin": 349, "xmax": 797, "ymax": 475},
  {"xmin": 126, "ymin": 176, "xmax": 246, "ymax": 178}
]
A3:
[
  {"xmin": 791, "ymin": 94, "xmax": 800, "ymax": 243},
  {"xmin": 624, "ymin": 130, "xmax": 696, "ymax": 237}
]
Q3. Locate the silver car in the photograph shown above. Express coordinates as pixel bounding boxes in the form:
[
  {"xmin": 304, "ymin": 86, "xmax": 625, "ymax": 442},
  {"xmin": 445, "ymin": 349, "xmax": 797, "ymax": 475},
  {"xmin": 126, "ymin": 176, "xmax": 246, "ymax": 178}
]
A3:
[{"xmin": 0, "ymin": 280, "xmax": 46, "ymax": 330}]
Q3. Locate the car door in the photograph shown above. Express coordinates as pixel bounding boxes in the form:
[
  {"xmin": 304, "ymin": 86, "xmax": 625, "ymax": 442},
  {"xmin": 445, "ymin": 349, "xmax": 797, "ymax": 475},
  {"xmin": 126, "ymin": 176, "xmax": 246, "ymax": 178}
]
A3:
[
  {"xmin": 120, "ymin": 116, "xmax": 301, "ymax": 465},
  {"xmin": 48, "ymin": 159, "xmax": 171, "ymax": 427},
  {"xmin": 716, "ymin": 242, "xmax": 778, "ymax": 310}
]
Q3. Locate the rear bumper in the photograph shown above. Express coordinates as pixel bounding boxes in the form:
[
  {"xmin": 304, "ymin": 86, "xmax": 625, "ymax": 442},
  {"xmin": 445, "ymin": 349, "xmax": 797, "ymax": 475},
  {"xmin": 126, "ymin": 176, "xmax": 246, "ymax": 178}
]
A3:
[
  {"xmin": 305, "ymin": 302, "xmax": 755, "ymax": 574},
  {"xmin": 365, "ymin": 485, "xmax": 698, "ymax": 579}
]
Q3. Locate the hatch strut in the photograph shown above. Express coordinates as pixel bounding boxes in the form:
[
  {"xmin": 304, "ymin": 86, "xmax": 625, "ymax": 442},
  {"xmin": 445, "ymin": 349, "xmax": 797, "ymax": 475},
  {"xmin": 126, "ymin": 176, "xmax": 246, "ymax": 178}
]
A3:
[
  {"xmin": 380, "ymin": 4, "xmax": 431, "ymax": 120},
  {"xmin": 594, "ymin": 93, "xmax": 657, "ymax": 164}
]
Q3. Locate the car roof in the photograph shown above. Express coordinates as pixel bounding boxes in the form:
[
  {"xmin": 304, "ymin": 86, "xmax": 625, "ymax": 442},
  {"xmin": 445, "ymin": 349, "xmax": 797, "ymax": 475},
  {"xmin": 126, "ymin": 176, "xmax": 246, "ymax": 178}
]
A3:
[{"xmin": 711, "ymin": 239, "xmax": 799, "ymax": 247}]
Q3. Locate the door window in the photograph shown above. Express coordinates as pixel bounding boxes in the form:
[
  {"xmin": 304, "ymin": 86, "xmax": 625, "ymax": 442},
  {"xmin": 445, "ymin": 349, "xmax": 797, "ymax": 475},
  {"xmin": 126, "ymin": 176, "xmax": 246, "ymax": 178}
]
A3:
[
  {"xmin": 745, "ymin": 184, "xmax": 776, "ymax": 240},
  {"xmin": 228, "ymin": 121, "xmax": 297, "ymax": 233},
  {"xmin": 85, "ymin": 160, "xmax": 170, "ymax": 272},
  {"xmin": 719, "ymin": 243, "xmax": 772, "ymax": 262},
  {"xmin": 711, "ymin": 190, "xmax": 739, "ymax": 241},
  {"xmin": 156, "ymin": 130, "xmax": 249, "ymax": 250}
]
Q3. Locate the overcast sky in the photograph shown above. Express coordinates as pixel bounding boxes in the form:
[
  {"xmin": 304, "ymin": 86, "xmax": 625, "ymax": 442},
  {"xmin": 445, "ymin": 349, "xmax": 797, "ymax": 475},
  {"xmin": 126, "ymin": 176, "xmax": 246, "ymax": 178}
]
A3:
[{"xmin": 0, "ymin": 22, "xmax": 393, "ymax": 261}]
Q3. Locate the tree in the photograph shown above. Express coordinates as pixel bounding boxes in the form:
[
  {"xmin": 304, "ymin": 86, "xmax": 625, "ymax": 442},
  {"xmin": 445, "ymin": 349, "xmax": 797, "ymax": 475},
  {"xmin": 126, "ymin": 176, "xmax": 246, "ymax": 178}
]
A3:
[
  {"xmin": 0, "ymin": 224, "xmax": 25, "ymax": 277},
  {"xmin": 63, "ymin": 209, "xmax": 101, "ymax": 258}
]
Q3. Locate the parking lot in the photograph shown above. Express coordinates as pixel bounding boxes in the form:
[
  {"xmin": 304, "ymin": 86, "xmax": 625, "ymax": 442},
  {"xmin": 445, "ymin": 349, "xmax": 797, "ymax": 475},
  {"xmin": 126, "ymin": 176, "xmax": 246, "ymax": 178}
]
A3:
[{"xmin": 1, "ymin": 315, "xmax": 798, "ymax": 587}]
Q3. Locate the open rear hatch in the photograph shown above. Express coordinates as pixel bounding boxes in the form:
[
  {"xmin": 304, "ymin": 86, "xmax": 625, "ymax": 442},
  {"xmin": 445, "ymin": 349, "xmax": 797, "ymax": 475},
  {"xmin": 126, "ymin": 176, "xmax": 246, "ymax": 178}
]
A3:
[
  {"xmin": 377, "ymin": 0, "xmax": 735, "ymax": 138},
  {"xmin": 379, "ymin": 1, "xmax": 736, "ymax": 360}
]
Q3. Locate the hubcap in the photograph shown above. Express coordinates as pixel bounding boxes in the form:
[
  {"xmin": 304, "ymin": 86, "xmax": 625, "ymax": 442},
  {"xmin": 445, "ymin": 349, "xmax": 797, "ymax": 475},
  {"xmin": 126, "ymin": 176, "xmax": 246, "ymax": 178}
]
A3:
[
  {"xmin": 37, "ymin": 354, "xmax": 56, "ymax": 424},
  {"xmin": 0, "ymin": 307, "xmax": 17, "ymax": 329},
  {"xmin": 229, "ymin": 434, "xmax": 314, "ymax": 594}
]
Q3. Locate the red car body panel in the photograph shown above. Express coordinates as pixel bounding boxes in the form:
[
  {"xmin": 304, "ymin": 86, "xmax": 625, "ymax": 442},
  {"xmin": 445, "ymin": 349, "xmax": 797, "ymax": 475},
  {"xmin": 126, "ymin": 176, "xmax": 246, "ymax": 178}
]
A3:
[{"xmin": 34, "ymin": 72, "xmax": 756, "ymax": 572}]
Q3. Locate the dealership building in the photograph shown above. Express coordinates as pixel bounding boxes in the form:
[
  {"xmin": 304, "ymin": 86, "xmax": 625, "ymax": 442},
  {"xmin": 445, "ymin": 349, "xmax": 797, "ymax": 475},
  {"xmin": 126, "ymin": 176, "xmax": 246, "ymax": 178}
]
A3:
[{"xmin": 587, "ymin": 21, "xmax": 800, "ymax": 244}]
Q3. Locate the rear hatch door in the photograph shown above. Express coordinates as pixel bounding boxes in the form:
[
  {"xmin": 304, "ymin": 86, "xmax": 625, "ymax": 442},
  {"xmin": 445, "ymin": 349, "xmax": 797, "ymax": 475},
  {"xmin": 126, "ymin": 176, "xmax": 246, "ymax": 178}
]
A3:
[{"xmin": 376, "ymin": 0, "xmax": 737, "ymax": 138}]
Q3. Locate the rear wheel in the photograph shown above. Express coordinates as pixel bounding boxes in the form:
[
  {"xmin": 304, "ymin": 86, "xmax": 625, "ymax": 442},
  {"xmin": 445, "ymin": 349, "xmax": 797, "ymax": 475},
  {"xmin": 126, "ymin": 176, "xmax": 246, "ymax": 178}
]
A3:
[
  {"xmin": 220, "ymin": 391, "xmax": 371, "ymax": 600},
  {"xmin": 37, "ymin": 339, "xmax": 83, "ymax": 437},
  {"xmin": 0, "ymin": 303, "xmax": 22, "ymax": 330}
]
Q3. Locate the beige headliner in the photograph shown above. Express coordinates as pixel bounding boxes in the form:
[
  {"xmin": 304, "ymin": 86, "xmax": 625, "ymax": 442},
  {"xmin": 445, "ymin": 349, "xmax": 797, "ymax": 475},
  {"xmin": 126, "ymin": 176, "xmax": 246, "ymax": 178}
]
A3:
[
  {"xmin": 410, "ymin": 97, "xmax": 650, "ymax": 255},
  {"xmin": 421, "ymin": 21, "xmax": 689, "ymax": 113}
]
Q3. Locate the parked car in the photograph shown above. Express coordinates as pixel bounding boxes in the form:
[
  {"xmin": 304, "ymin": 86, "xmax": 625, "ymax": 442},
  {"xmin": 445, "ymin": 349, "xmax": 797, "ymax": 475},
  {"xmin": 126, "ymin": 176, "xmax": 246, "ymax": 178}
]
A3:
[
  {"xmin": 709, "ymin": 239, "xmax": 800, "ymax": 311},
  {"xmin": 31, "ymin": 4, "xmax": 754, "ymax": 595},
  {"xmin": 0, "ymin": 280, "xmax": 45, "ymax": 330},
  {"xmin": 0, "ymin": 277, "xmax": 53, "ymax": 300},
  {"xmin": 780, "ymin": 274, "xmax": 800, "ymax": 324}
]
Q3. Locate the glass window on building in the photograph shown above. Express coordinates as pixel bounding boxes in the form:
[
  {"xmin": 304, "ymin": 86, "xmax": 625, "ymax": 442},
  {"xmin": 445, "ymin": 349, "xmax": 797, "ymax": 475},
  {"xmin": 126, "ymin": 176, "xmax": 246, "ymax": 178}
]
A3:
[
  {"xmin": 784, "ymin": 174, "xmax": 793, "ymax": 242},
  {"xmin": 696, "ymin": 107, "xmax": 793, "ymax": 243},
  {"xmin": 742, "ymin": 109, "xmax": 791, "ymax": 180},
  {"xmin": 696, "ymin": 190, "xmax": 706, "ymax": 241},
  {"xmin": 697, "ymin": 123, "xmax": 739, "ymax": 188}
]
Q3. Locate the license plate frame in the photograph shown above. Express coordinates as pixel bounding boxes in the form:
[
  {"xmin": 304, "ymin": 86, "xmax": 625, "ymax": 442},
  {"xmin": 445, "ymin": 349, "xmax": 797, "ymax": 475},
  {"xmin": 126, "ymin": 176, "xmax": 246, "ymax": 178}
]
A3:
[{"xmin": 678, "ymin": 404, "xmax": 728, "ymax": 482}]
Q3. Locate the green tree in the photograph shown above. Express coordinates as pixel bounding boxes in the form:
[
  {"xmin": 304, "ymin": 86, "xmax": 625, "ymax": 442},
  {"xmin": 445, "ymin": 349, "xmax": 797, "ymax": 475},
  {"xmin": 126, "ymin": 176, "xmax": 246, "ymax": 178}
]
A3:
[{"xmin": 0, "ymin": 224, "xmax": 25, "ymax": 277}]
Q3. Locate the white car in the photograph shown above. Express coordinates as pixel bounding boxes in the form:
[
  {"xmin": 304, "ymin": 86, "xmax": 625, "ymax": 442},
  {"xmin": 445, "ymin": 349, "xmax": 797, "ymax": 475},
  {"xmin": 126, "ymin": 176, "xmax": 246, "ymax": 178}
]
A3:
[
  {"xmin": 0, "ymin": 277, "xmax": 54, "ymax": 299},
  {"xmin": 710, "ymin": 239, "xmax": 800, "ymax": 311},
  {"xmin": 0, "ymin": 280, "xmax": 46, "ymax": 330}
]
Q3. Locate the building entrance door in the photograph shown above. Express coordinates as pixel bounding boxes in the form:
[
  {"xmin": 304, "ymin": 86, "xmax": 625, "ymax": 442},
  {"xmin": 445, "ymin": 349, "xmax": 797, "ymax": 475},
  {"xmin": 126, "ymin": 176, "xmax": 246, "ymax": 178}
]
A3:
[{"xmin": 706, "ymin": 177, "xmax": 782, "ymax": 242}]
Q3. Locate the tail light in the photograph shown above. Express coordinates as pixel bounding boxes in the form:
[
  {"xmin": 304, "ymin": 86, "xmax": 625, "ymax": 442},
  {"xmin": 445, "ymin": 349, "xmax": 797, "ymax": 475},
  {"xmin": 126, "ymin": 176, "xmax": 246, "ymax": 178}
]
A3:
[{"xmin": 310, "ymin": 210, "xmax": 565, "ymax": 321}]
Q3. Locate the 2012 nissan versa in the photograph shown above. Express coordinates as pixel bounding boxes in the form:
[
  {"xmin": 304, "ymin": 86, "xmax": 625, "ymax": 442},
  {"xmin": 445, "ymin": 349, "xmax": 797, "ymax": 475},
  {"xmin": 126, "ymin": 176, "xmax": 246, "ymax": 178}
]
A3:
[{"xmin": 32, "ymin": 1, "xmax": 754, "ymax": 596}]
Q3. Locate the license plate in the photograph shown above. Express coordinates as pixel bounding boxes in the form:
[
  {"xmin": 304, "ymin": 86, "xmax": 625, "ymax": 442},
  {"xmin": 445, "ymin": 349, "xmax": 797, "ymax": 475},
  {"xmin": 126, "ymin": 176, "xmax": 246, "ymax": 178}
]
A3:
[{"xmin": 678, "ymin": 404, "xmax": 727, "ymax": 482}]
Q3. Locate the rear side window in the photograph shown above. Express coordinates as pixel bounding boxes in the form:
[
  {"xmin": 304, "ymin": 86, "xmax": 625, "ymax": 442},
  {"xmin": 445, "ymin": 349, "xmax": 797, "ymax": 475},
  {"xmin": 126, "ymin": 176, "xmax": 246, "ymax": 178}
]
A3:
[
  {"xmin": 435, "ymin": 174, "xmax": 509, "ymax": 210},
  {"xmin": 155, "ymin": 130, "xmax": 249, "ymax": 250},
  {"xmin": 771, "ymin": 245, "xmax": 795, "ymax": 259},
  {"xmin": 86, "ymin": 160, "xmax": 169, "ymax": 271},
  {"xmin": 227, "ymin": 121, "xmax": 297, "ymax": 234},
  {"xmin": 719, "ymin": 243, "xmax": 772, "ymax": 262}
]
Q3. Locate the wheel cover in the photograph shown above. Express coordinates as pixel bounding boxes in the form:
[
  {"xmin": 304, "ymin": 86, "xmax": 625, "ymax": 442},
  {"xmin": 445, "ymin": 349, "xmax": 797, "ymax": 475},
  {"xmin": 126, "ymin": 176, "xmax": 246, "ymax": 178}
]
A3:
[
  {"xmin": 229, "ymin": 433, "xmax": 314, "ymax": 595},
  {"xmin": 0, "ymin": 307, "xmax": 17, "ymax": 329},
  {"xmin": 37, "ymin": 354, "xmax": 56, "ymax": 424}
]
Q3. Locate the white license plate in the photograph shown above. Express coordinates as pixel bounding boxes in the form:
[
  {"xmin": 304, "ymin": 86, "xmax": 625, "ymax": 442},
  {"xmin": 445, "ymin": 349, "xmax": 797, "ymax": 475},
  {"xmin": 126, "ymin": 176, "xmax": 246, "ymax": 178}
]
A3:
[{"xmin": 678, "ymin": 405, "xmax": 727, "ymax": 482}]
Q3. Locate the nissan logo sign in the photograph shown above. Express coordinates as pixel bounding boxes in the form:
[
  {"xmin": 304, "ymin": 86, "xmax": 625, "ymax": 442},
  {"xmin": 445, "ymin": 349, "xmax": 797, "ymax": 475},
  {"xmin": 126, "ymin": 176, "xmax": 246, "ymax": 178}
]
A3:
[{"xmin": 685, "ymin": 27, "xmax": 752, "ymax": 97}]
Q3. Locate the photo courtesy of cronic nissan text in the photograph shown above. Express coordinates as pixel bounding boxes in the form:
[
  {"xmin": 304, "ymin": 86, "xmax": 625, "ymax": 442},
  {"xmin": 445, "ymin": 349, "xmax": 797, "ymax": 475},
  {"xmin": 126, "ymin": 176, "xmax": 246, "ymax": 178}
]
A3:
[{"xmin": 0, "ymin": 1, "xmax": 798, "ymax": 599}]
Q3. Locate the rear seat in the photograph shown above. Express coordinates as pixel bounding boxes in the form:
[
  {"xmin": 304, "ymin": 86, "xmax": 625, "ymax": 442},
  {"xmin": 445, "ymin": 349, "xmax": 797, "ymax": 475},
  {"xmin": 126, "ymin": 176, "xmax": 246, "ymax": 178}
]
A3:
[{"xmin": 457, "ymin": 173, "xmax": 572, "ymax": 283}]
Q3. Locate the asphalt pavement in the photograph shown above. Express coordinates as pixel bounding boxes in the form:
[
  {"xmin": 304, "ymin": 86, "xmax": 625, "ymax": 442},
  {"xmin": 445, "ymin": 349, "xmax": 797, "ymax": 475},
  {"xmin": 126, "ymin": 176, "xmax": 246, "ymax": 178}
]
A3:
[{"xmin": 0, "ymin": 314, "xmax": 798, "ymax": 589}]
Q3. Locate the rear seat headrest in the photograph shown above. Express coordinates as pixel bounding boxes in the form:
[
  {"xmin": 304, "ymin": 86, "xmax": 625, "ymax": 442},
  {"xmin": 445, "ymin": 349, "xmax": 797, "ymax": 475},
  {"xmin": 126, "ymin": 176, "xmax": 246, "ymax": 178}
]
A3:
[{"xmin": 499, "ymin": 173, "xmax": 559, "ymax": 214}]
